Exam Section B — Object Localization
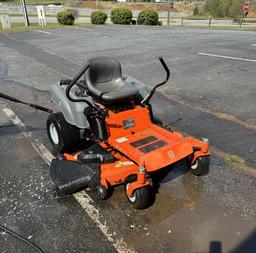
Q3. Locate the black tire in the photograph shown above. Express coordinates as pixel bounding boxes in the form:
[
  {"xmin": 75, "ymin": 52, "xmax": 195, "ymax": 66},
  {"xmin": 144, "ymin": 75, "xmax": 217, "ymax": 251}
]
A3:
[
  {"xmin": 47, "ymin": 112, "xmax": 80, "ymax": 153},
  {"xmin": 189, "ymin": 156, "xmax": 210, "ymax": 176},
  {"xmin": 96, "ymin": 185, "xmax": 108, "ymax": 200},
  {"xmin": 124, "ymin": 175, "xmax": 152, "ymax": 210}
]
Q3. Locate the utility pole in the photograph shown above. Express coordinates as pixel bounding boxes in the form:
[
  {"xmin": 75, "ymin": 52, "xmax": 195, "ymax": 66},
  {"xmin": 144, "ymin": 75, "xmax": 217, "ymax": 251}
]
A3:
[{"xmin": 20, "ymin": 0, "xmax": 30, "ymax": 26}]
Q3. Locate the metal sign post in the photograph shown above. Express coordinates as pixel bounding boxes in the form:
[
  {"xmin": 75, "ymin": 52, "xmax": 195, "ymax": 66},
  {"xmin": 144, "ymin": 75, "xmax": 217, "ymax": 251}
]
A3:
[
  {"xmin": 1, "ymin": 14, "xmax": 11, "ymax": 29},
  {"xmin": 37, "ymin": 6, "xmax": 46, "ymax": 26},
  {"xmin": 167, "ymin": 0, "xmax": 171, "ymax": 26},
  {"xmin": 167, "ymin": 0, "xmax": 173, "ymax": 26},
  {"xmin": 20, "ymin": 0, "xmax": 30, "ymax": 26}
]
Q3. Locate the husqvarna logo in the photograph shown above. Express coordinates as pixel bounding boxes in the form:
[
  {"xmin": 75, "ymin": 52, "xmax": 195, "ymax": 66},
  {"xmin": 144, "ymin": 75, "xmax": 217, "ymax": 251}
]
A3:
[{"xmin": 167, "ymin": 150, "xmax": 175, "ymax": 159}]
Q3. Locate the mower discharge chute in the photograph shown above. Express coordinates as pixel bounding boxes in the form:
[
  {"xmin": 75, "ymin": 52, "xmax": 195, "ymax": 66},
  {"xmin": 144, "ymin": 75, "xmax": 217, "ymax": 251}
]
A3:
[{"xmin": 47, "ymin": 57, "xmax": 210, "ymax": 209}]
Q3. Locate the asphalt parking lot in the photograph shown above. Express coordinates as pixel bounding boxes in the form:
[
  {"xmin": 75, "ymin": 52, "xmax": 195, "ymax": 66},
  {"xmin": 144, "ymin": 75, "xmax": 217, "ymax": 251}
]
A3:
[{"xmin": 0, "ymin": 26, "xmax": 255, "ymax": 253}]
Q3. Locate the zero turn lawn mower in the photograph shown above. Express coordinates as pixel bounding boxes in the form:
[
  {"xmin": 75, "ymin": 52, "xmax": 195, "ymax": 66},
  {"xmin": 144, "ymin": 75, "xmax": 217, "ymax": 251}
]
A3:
[
  {"xmin": 44, "ymin": 56, "xmax": 210, "ymax": 209},
  {"xmin": 0, "ymin": 56, "xmax": 210, "ymax": 209}
]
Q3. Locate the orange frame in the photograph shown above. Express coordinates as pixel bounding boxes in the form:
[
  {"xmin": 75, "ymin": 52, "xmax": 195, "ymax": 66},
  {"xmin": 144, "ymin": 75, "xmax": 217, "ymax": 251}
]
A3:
[{"xmin": 64, "ymin": 105, "xmax": 209, "ymax": 197}]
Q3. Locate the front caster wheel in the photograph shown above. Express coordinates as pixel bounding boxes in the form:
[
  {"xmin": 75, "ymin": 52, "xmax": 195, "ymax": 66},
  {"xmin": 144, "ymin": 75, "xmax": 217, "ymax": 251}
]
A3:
[
  {"xmin": 124, "ymin": 175, "xmax": 153, "ymax": 210},
  {"xmin": 96, "ymin": 185, "xmax": 108, "ymax": 200},
  {"xmin": 188, "ymin": 156, "xmax": 210, "ymax": 176}
]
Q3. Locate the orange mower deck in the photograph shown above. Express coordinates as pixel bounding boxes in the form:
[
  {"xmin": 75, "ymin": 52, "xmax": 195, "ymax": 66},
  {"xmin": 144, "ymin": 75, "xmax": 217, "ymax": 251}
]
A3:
[{"xmin": 64, "ymin": 105, "xmax": 209, "ymax": 197}]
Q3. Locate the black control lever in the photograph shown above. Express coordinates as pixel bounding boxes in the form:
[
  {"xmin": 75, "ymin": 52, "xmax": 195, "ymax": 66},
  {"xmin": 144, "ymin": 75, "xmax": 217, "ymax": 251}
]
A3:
[{"xmin": 141, "ymin": 57, "xmax": 170, "ymax": 106}]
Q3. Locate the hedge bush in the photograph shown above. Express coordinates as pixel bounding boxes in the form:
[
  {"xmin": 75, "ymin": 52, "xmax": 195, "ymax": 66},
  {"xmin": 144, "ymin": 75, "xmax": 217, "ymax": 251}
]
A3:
[
  {"xmin": 91, "ymin": 11, "xmax": 107, "ymax": 24},
  {"xmin": 157, "ymin": 20, "xmax": 162, "ymax": 26},
  {"xmin": 111, "ymin": 8, "xmax": 133, "ymax": 25},
  {"xmin": 57, "ymin": 11, "xmax": 75, "ymax": 25},
  {"xmin": 137, "ymin": 10, "xmax": 159, "ymax": 25},
  {"xmin": 193, "ymin": 6, "xmax": 199, "ymax": 16},
  {"xmin": 66, "ymin": 8, "xmax": 79, "ymax": 19},
  {"xmin": 204, "ymin": 0, "xmax": 244, "ymax": 18}
]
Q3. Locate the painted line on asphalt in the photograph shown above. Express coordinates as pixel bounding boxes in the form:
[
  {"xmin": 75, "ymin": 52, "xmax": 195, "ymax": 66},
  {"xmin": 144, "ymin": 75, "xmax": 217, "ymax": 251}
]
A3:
[
  {"xmin": 2, "ymin": 107, "xmax": 135, "ymax": 253},
  {"xmin": 198, "ymin": 52, "xmax": 256, "ymax": 62},
  {"xmin": 252, "ymin": 44, "xmax": 256, "ymax": 46},
  {"xmin": 166, "ymin": 94, "xmax": 256, "ymax": 131},
  {"xmin": 33, "ymin": 30, "xmax": 52, "ymax": 35}
]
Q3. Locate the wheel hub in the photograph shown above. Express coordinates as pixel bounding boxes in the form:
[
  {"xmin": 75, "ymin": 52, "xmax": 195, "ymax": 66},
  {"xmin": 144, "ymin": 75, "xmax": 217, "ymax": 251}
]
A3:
[
  {"xmin": 191, "ymin": 159, "xmax": 199, "ymax": 170},
  {"xmin": 126, "ymin": 183, "xmax": 136, "ymax": 203},
  {"xmin": 49, "ymin": 123, "xmax": 59, "ymax": 145}
]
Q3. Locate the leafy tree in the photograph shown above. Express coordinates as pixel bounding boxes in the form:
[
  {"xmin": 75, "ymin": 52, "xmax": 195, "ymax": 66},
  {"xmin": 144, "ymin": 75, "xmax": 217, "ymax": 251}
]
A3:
[
  {"xmin": 204, "ymin": 0, "xmax": 244, "ymax": 18},
  {"xmin": 229, "ymin": 0, "xmax": 244, "ymax": 18}
]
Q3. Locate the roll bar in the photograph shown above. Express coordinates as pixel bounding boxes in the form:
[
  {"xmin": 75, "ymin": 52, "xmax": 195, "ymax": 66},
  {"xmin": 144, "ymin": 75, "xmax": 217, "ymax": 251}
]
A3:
[{"xmin": 65, "ymin": 64, "xmax": 106, "ymax": 116}]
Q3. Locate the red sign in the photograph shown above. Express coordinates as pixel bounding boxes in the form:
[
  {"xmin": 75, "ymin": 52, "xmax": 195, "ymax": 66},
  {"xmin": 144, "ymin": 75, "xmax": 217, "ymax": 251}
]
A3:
[{"xmin": 243, "ymin": 3, "xmax": 249, "ymax": 11}]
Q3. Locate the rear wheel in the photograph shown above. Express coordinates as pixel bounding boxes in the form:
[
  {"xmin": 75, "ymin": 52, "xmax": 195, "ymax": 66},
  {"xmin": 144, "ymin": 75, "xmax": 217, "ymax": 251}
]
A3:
[
  {"xmin": 188, "ymin": 156, "xmax": 210, "ymax": 176},
  {"xmin": 124, "ymin": 175, "xmax": 152, "ymax": 210},
  {"xmin": 47, "ymin": 112, "xmax": 81, "ymax": 154}
]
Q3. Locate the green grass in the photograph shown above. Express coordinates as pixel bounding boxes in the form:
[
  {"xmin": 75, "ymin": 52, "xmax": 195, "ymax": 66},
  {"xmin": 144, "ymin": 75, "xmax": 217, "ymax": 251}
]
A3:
[
  {"xmin": 185, "ymin": 13, "xmax": 212, "ymax": 19},
  {"xmin": 9, "ymin": 13, "xmax": 56, "ymax": 17},
  {"xmin": 9, "ymin": 13, "xmax": 91, "ymax": 18},
  {"xmin": 227, "ymin": 155, "xmax": 245, "ymax": 165},
  {"xmin": 0, "ymin": 22, "xmax": 92, "ymax": 33},
  {"xmin": 171, "ymin": 25, "xmax": 256, "ymax": 31},
  {"xmin": 2, "ymin": 21, "xmax": 256, "ymax": 33}
]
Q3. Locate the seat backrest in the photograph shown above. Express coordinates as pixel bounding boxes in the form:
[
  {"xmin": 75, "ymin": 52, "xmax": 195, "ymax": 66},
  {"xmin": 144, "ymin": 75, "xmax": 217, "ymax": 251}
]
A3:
[{"xmin": 86, "ymin": 57, "xmax": 122, "ymax": 85}]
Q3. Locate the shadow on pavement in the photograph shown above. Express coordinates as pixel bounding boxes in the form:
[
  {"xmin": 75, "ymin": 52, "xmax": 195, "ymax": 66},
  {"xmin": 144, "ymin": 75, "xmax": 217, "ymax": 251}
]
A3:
[
  {"xmin": 231, "ymin": 229, "xmax": 256, "ymax": 253},
  {"xmin": 208, "ymin": 229, "xmax": 256, "ymax": 253}
]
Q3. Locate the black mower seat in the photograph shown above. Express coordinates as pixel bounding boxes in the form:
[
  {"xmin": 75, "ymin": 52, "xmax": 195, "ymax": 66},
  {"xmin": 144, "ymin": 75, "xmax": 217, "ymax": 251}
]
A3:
[{"xmin": 85, "ymin": 57, "xmax": 139, "ymax": 104}]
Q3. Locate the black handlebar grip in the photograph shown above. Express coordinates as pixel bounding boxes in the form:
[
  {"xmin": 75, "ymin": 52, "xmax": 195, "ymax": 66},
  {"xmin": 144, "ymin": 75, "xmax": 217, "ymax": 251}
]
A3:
[
  {"xmin": 0, "ymin": 92, "xmax": 21, "ymax": 103},
  {"xmin": 159, "ymin": 57, "xmax": 170, "ymax": 80}
]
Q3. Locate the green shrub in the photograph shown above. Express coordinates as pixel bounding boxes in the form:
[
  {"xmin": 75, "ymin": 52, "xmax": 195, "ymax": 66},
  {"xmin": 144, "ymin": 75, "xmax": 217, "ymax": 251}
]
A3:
[
  {"xmin": 204, "ymin": 0, "xmax": 226, "ymax": 17},
  {"xmin": 66, "ymin": 8, "xmax": 79, "ymax": 19},
  {"xmin": 57, "ymin": 11, "xmax": 75, "ymax": 25},
  {"xmin": 228, "ymin": 0, "xmax": 243, "ymax": 18},
  {"xmin": 137, "ymin": 10, "xmax": 158, "ymax": 25},
  {"xmin": 111, "ymin": 8, "xmax": 133, "ymax": 25},
  {"xmin": 202, "ymin": 0, "xmax": 245, "ymax": 18},
  {"xmin": 193, "ymin": 6, "xmax": 199, "ymax": 16},
  {"xmin": 91, "ymin": 11, "xmax": 107, "ymax": 24}
]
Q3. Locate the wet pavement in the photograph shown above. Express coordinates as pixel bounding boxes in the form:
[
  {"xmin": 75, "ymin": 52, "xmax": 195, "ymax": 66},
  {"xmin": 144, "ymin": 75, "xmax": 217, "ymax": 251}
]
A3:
[{"xmin": 0, "ymin": 26, "xmax": 256, "ymax": 253}]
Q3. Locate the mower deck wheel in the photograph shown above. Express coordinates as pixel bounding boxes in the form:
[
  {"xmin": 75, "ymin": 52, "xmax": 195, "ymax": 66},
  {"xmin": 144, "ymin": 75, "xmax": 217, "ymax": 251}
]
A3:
[
  {"xmin": 47, "ymin": 112, "xmax": 81, "ymax": 153},
  {"xmin": 124, "ymin": 175, "xmax": 152, "ymax": 210},
  {"xmin": 96, "ymin": 185, "xmax": 108, "ymax": 200},
  {"xmin": 189, "ymin": 156, "xmax": 210, "ymax": 176}
]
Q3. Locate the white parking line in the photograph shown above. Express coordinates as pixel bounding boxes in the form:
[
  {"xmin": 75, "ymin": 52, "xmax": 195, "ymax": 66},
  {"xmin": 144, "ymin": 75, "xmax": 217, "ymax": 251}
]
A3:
[
  {"xmin": 33, "ymin": 30, "xmax": 52, "ymax": 35},
  {"xmin": 198, "ymin": 52, "xmax": 256, "ymax": 62},
  {"xmin": 252, "ymin": 44, "xmax": 256, "ymax": 46},
  {"xmin": 3, "ymin": 107, "xmax": 134, "ymax": 253}
]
